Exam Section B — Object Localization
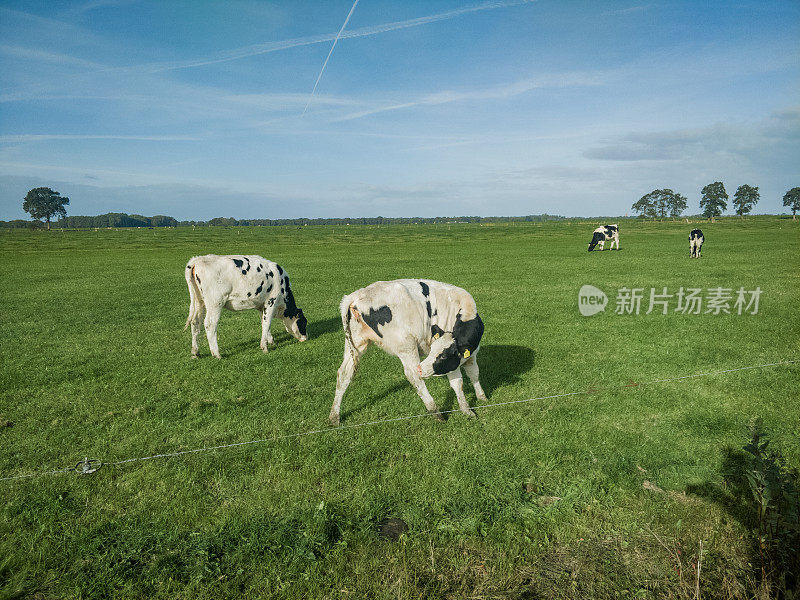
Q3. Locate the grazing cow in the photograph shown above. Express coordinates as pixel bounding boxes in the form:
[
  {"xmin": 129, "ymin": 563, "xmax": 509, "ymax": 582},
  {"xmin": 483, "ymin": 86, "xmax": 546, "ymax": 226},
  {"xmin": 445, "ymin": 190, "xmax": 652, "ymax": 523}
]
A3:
[
  {"xmin": 330, "ymin": 279, "xmax": 486, "ymax": 426},
  {"xmin": 689, "ymin": 229, "xmax": 704, "ymax": 258},
  {"xmin": 588, "ymin": 224, "xmax": 620, "ymax": 251},
  {"xmin": 184, "ymin": 255, "xmax": 307, "ymax": 358}
]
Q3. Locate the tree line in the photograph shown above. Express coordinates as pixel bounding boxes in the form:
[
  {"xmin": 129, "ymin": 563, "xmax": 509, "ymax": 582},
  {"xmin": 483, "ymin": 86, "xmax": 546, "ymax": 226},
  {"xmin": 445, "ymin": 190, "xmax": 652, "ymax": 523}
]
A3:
[
  {"xmin": 633, "ymin": 182, "xmax": 800, "ymax": 219},
  {"xmin": 1, "ymin": 212, "xmax": 566, "ymax": 228},
  {"xmin": 5, "ymin": 185, "xmax": 800, "ymax": 229}
]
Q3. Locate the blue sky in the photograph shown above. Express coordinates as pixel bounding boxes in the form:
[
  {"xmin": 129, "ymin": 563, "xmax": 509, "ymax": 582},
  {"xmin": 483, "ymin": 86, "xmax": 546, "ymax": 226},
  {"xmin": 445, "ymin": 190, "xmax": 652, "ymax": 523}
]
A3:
[{"xmin": 0, "ymin": 0, "xmax": 798, "ymax": 219}]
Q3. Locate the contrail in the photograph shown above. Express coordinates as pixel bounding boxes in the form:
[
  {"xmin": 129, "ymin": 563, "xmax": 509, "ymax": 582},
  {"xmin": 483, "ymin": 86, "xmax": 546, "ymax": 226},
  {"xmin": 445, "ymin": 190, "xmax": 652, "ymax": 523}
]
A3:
[{"xmin": 303, "ymin": 0, "xmax": 360, "ymax": 116}]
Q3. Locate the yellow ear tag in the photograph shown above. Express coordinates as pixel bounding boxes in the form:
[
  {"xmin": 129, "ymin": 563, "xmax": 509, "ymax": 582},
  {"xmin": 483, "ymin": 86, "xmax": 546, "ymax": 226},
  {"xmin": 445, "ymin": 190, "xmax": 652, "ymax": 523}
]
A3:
[
  {"xmin": 463, "ymin": 349, "xmax": 471, "ymax": 359},
  {"xmin": 433, "ymin": 333, "xmax": 440, "ymax": 339}
]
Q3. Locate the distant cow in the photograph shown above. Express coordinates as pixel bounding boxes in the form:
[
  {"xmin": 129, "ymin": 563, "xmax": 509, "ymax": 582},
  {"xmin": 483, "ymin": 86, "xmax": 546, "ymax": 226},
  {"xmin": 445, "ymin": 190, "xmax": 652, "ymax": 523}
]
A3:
[
  {"xmin": 330, "ymin": 279, "xmax": 486, "ymax": 426},
  {"xmin": 185, "ymin": 255, "xmax": 307, "ymax": 358},
  {"xmin": 588, "ymin": 224, "xmax": 620, "ymax": 251},
  {"xmin": 689, "ymin": 229, "xmax": 704, "ymax": 258}
]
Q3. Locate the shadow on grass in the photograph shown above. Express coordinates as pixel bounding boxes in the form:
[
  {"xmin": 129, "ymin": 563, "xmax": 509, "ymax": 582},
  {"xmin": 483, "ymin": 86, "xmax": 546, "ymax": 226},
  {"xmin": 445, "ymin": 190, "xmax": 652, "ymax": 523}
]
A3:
[
  {"xmin": 308, "ymin": 316, "xmax": 342, "ymax": 339},
  {"xmin": 477, "ymin": 344, "xmax": 536, "ymax": 396},
  {"xmin": 207, "ymin": 316, "xmax": 341, "ymax": 357},
  {"xmin": 686, "ymin": 446, "xmax": 755, "ymax": 530},
  {"xmin": 342, "ymin": 344, "xmax": 536, "ymax": 423},
  {"xmin": 685, "ymin": 447, "xmax": 766, "ymax": 595}
]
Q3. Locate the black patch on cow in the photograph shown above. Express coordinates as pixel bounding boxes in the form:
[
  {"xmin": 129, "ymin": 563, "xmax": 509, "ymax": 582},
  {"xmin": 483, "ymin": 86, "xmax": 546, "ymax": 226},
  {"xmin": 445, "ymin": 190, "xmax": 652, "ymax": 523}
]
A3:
[
  {"xmin": 233, "ymin": 258, "xmax": 244, "ymax": 268},
  {"xmin": 195, "ymin": 274, "xmax": 201, "ymax": 285},
  {"xmin": 266, "ymin": 270, "xmax": 273, "ymax": 279},
  {"xmin": 247, "ymin": 292, "xmax": 251, "ymax": 297},
  {"xmin": 268, "ymin": 297, "xmax": 276, "ymax": 306},
  {"xmin": 295, "ymin": 310, "xmax": 307, "ymax": 336},
  {"xmin": 606, "ymin": 225, "xmax": 618, "ymax": 233},
  {"xmin": 282, "ymin": 277, "xmax": 300, "ymax": 318},
  {"xmin": 266, "ymin": 283, "xmax": 273, "ymax": 293},
  {"xmin": 453, "ymin": 312, "xmax": 483, "ymax": 358},
  {"xmin": 426, "ymin": 300, "xmax": 432, "ymax": 318},
  {"xmin": 588, "ymin": 231, "xmax": 605, "ymax": 251},
  {"xmin": 257, "ymin": 266, "xmax": 261, "ymax": 272},
  {"xmin": 186, "ymin": 265, "xmax": 191, "ymax": 269},
  {"xmin": 277, "ymin": 264, "xmax": 283, "ymax": 276},
  {"xmin": 432, "ymin": 342, "xmax": 461, "ymax": 375},
  {"xmin": 419, "ymin": 281, "xmax": 430, "ymax": 297},
  {"xmin": 431, "ymin": 324, "xmax": 445, "ymax": 340},
  {"xmin": 690, "ymin": 229, "xmax": 703, "ymax": 240},
  {"xmin": 255, "ymin": 281, "xmax": 264, "ymax": 295},
  {"xmin": 361, "ymin": 305, "xmax": 392, "ymax": 338}
]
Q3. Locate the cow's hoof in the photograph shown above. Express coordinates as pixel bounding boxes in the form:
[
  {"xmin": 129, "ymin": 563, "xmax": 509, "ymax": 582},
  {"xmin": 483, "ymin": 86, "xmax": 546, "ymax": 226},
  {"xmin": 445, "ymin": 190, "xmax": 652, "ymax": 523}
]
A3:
[
  {"xmin": 462, "ymin": 409, "xmax": 477, "ymax": 418},
  {"xmin": 429, "ymin": 411, "xmax": 446, "ymax": 423},
  {"xmin": 191, "ymin": 354, "xmax": 198, "ymax": 360},
  {"xmin": 329, "ymin": 414, "xmax": 340, "ymax": 427}
]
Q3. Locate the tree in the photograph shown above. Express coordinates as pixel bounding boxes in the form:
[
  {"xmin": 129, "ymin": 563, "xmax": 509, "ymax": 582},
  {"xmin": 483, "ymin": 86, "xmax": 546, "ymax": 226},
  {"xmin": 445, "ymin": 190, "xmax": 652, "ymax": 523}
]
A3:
[
  {"xmin": 22, "ymin": 187, "xmax": 69, "ymax": 230},
  {"xmin": 666, "ymin": 190, "xmax": 688, "ymax": 218},
  {"xmin": 783, "ymin": 187, "xmax": 800, "ymax": 220},
  {"xmin": 632, "ymin": 189, "xmax": 686, "ymax": 219},
  {"xmin": 700, "ymin": 181, "xmax": 728, "ymax": 220},
  {"xmin": 632, "ymin": 191, "xmax": 659, "ymax": 219},
  {"xmin": 732, "ymin": 184, "xmax": 759, "ymax": 217}
]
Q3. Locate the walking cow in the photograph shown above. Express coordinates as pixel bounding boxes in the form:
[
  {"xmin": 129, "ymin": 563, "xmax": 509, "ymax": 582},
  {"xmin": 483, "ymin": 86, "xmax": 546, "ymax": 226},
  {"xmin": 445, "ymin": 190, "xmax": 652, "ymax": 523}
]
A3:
[
  {"xmin": 330, "ymin": 279, "xmax": 487, "ymax": 426},
  {"xmin": 689, "ymin": 229, "xmax": 704, "ymax": 258},
  {"xmin": 185, "ymin": 255, "xmax": 307, "ymax": 358},
  {"xmin": 588, "ymin": 224, "xmax": 620, "ymax": 251}
]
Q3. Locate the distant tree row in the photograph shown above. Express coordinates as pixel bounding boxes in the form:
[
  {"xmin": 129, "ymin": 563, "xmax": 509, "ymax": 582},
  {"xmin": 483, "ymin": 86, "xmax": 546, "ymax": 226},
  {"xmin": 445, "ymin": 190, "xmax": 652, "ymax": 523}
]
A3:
[
  {"xmin": 1, "ymin": 212, "xmax": 566, "ymax": 229},
  {"xmin": 632, "ymin": 183, "xmax": 800, "ymax": 220},
  {"xmin": 192, "ymin": 214, "xmax": 565, "ymax": 227},
  {"xmin": 55, "ymin": 213, "xmax": 178, "ymax": 228},
  {"xmin": 7, "ymin": 184, "xmax": 800, "ymax": 229}
]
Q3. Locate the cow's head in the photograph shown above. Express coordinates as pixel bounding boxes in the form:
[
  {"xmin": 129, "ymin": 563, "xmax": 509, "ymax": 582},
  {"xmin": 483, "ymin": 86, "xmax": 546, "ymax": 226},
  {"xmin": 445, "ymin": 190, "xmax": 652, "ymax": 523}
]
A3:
[
  {"xmin": 282, "ymin": 308, "xmax": 307, "ymax": 341},
  {"xmin": 418, "ymin": 333, "xmax": 461, "ymax": 378},
  {"xmin": 281, "ymin": 280, "xmax": 308, "ymax": 342},
  {"xmin": 588, "ymin": 231, "xmax": 604, "ymax": 251}
]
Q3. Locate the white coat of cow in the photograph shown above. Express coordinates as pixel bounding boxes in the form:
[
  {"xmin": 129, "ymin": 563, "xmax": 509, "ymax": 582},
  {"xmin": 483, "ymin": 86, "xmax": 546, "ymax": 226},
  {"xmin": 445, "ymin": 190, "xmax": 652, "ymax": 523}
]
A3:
[
  {"xmin": 185, "ymin": 255, "xmax": 307, "ymax": 358},
  {"xmin": 330, "ymin": 279, "xmax": 486, "ymax": 426},
  {"xmin": 588, "ymin": 224, "xmax": 620, "ymax": 251}
]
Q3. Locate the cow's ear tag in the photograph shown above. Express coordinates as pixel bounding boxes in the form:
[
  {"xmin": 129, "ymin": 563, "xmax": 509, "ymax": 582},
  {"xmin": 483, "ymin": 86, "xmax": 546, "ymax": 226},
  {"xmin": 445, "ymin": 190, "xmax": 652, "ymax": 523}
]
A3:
[
  {"xmin": 433, "ymin": 333, "xmax": 440, "ymax": 340},
  {"xmin": 463, "ymin": 349, "xmax": 471, "ymax": 359}
]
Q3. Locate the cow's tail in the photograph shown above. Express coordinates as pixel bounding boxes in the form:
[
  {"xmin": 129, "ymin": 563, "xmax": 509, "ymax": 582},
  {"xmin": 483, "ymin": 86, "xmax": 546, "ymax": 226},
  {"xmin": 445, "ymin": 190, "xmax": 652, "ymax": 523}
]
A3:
[
  {"xmin": 184, "ymin": 258, "xmax": 203, "ymax": 331},
  {"xmin": 339, "ymin": 293, "xmax": 359, "ymax": 364}
]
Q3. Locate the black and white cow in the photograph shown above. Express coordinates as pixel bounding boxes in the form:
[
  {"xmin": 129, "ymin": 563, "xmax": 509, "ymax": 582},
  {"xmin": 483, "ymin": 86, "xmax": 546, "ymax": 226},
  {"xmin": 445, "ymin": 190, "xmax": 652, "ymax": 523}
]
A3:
[
  {"xmin": 330, "ymin": 279, "xmax": 486, "ymax": 426},
  {"xmin": 689, "ymin": 229, "xmax": 704, "ymax": 258},
  {"xmin": 184, "ymin": 255, "xmax": 307, "ymax": 358},
  {"xmin": 588, "ymin": 224, "xmax": 620, "ymax": 251}
]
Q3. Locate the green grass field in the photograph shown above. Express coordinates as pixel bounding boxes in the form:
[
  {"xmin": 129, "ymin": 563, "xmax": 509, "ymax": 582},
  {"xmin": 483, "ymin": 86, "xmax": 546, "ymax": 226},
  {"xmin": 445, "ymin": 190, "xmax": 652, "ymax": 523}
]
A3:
[{"xmin": 1, "ymin": 217, "xmax": 798, "ymax": 599}]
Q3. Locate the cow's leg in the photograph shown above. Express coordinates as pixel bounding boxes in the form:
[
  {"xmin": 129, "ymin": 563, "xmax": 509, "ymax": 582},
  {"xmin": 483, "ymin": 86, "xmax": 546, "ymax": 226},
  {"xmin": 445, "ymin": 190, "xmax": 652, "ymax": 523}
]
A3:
[
  {"xmin": 190, "ymin": 305, "xmax": 205, "ymax": 358},
  {"xmin": 260, "ymin": 302, "xmax": 278, "ymax": 352},
  {"xmin": 598, "ymin": 240, "xmax": 605, "ymax": 251},
  {"xmin": 612, "ymin": 236, "xmax": 619, "ymax": 250},
  {"xmin": 447, "ymin": 369, "xmax": 476, "ymax": 418},
  {"xmin": 204, "ymin": 304, "xmax": 223, "ymax": 359},
  {"xmin": 399, "ymin": 353, "xmax": 445, "ymax": 422},
  {"xmin": 330, "ymin": 339, "xmax": 366, "ymax": 426},
  {"xmin": 463, "ymin": 354, "xmax": 487, "ymax": 402}
]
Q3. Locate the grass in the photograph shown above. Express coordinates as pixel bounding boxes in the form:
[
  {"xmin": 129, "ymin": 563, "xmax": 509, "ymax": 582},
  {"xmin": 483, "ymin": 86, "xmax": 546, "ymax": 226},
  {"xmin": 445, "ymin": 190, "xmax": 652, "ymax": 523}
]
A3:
[{"xmin": 0, "ymin": 216, "xmax": 798, "ymax": 599}]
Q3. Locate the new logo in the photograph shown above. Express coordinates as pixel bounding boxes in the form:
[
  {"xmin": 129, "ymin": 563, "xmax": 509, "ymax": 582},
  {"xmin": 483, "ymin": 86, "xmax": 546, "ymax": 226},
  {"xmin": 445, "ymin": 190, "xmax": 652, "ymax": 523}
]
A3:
[{"xmin": 578, "ymin": 285, "xmax": 608, "ymax": 316}]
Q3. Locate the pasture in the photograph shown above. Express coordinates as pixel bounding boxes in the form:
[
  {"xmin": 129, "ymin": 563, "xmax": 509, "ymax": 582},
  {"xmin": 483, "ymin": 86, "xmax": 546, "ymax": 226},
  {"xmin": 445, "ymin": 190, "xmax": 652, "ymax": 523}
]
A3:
[{"xmin": 1, "ymin": 217, "xmax": 798, "ymax": 599}]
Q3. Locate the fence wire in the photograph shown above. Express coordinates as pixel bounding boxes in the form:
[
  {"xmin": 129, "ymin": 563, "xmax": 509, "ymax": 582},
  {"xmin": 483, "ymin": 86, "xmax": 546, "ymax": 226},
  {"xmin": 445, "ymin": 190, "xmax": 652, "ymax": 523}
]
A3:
[{"xmin": 2, "ymin": 359, "xmax": 797, "ymax": 483}]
